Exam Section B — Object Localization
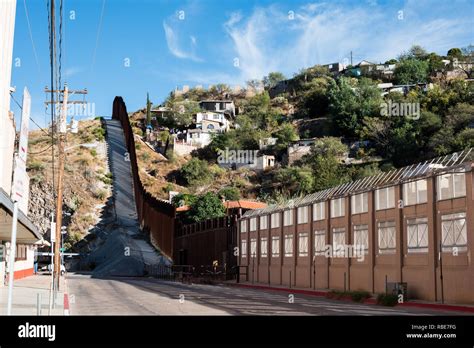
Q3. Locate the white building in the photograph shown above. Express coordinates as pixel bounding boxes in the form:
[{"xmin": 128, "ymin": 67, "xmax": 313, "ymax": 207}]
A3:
[{"xmin": 0, "ymin": 0, "xmax": 40, "ymax": 285}]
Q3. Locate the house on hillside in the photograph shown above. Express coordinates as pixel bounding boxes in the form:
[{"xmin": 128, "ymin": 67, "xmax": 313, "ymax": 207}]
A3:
[
  {"xmin": 199, "ymin": 100, "xmax": 236, "ymax": 118},
  {"xmin": 285, "ymin": 138, "xmax": 318, "ymax": 165}
]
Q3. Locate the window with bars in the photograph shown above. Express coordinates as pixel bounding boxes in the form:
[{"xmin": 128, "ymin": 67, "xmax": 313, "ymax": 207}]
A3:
[
  {"xmin": 250, "ymin": 218, "xmax": 257, "ymax": 231},
  {"xmin": 284, "ymin": 234, "xmax": 294, "ymax": 257},
  {"xmin": 15, "ymin": 244, "xmax": 27, "ymax": 261},
  {"xmin": 441, "ymin": 212, "xmax": 467, "ymax": 252},
  {"xmin": 407, "ymin": 217, "xmax": 428, "ymax": 253},
  {"xmin": 351, "ymin": 192, "xmax": 368, "ymax": 214},
  {"xmin": 298, "ymin": 232, "xmax": 309, "ymax": 257},
  {"xmin": 241, "ymin": 239, "xmax": 247, "ymax": 258},
  {"xmin": 260, "ymin": 215, "xmax": 268, "ymax": 230},
  {"xmin": 332, "ymin": 228, "xmax": 346, "ymax": 256},
  {"xmin": 375, "ymin": 186, "xmax": 395, "ymax": 210},
  {"xmin": 331, "ymin": 198, "xmax": 345, "ymax": 218},
  {"xmin": 283, "ymin": 209, "xmax": 294, "ymax": 226},
  {"xmin": 353, "ymin": 224, "xmax": 369, "ymax": 255},
  {"xmin": 240, "ymin": 220, "xmax": 247, "ymax": 233},
  {"xmin": 314, "ymin": 230, "xmax": 326, "ymax": 255},
  {"xmin": 297, "ymin": 206, "xmax": 309, "ymax": 224},
  {"xmin": 271, "ymin": 213, "xmax": 280, "ymax": 228},
  {"xmin": 260, "ymin": 237, "xmax": 268, "ymax": 257},
  {"xmin": 313, "ymin": 202, "xmax": 325, "ymax": 221},
  {"xmin": 437, "ymin": 173, "xmax": 466, "ymax": 201},
  {"xmin": 250, "ymin": 238, "xmax": 257, "ymax": 257},
  {"xmin": 271, "ymin": 236, "xmax": 280, "ymax": 257},
  {"xmin": 403, "ymin": 179, "xmax": 427, "ymax": 206},
  {"xmin": 378, "ymin": 221, "xmax": 396, "ymax": 254}
]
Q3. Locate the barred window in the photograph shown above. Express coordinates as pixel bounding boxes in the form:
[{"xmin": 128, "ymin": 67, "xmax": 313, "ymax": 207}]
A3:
[
  {"xmin": 375, "ymin": 186, "xmax": 395, "ymax": 210},
  {"xmin": 240, "ymin": 220, "xmax": 247, "ymax": 233},
  {"xmin": 271, "ymin": 236, "xmax": 280, "ymax": 258},
  {"xmin": 298, "ymin": 232, "xmax": 309, "ymax": 257},
  {"xmin": 283, "ymin": 209, "xmax": 294, "ymax": 226},
  {"xmin": 332, "ymin": 227, "xmax": 346, "ymax": 257},
  {"xmin": 314, "ymin": 230, "xmax": 326, "ymax": 256},
  {"xmin": 250, "ymin": 218, "xmax": 257, "ymax": 231},
  {"xmin": 260, "ymin": 215, "xmax": 268, "ymax": 230},
  {"xmin": 297, "ymin": 206, "xmax": 309, "ymax": 224},
  {"xmin": 250, "ymin": 238, "xmax": 257, "ymax": 257},
  {"xmin": 438, "ymin": 173, "xmax": 466, "ymax": 200},
  {"xmin": 351, "ymin": 192, "xmax": 368, "ymax": 214},
  {"xmin": 331, "ymin": 198, "xmax": 345, "ymax": 218},
  {"xmin": 313, "ymin": 202, "xmax": 325, "ymax": 221},
  {"xmin": 260, "ymin": 237, "xmax": 268, "ymax": 257},
  {"xmin": 441, "ymin": 212, "xmax": 467, "ymax": 252},
  {"xmin": 241, "ymin": 239, "xmax": 247, "ymax": 258},
  {"xmin": 378, "ymin": 221, "xmax": 396, "ymax": 254},
  {"xmin": 271, "ymin": 213, "xmax": 280, "ymax": 228},
  {"xmin": 353, "ymin": 224, "xmax": 369, "ymax": 255},
  {"xmin": 403, "ymin": 179, "xmax": 427, "ymax": 206},
  {"xmin": 284, "ymin": 234, "xmax": 294, "ymax": 257},
  {"xmin": 407, "ymin": 217, "xmax": 428, "ymax": 253}
]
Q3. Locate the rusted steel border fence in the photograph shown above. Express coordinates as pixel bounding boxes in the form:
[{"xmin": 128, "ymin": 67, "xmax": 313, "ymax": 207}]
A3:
[{"xmin": 112, "ymin": 96, "xmax": 175, "ymax": 260}]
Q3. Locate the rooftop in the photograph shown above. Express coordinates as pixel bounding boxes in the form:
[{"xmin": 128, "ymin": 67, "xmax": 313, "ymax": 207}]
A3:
[{"xmin": 242, "ymin": 148, "xmax": 474, "ymax": 218}]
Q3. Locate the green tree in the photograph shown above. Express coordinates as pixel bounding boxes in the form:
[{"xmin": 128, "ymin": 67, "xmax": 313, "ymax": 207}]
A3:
[
  {"xmin": 168, "ymin": 100, "xmax": 201, "ymax": 130},
  {"xmin": 328, "ymin": 78, "xmax": 382, "ymax": 136},
  {"xmin": 218, "ymin": 187, "xmax": 241, "ymax": 201},
  {"xmin": 180, "ymin": 158, "xmax": 212, "ymax": 186},
  {"xmin": 300, "ymin": 137, "xmax": 348, "ymax": 191},
  {"xmin": 273, "ymin": 123, "xmax": 299, "ymax": 153},
  {"xmin": 445, "ymin": 103, "xmax": 474, "ymax": 132},
  {"xmin": 394, "ymin": 58, "xmax": 429, "ymax": 84},
  {"xmin": 187, "ymin": 192, "xmax": 225, "ymax": 222},
  {"xmin": 263, "ymin": 72, "xmax": 286, "ymax": 89},
  {"xmin": 146, "ymin": 92, "xmax": 152, "ymax": 125},
  {"xmin": 273, "ymin": 166, "xmax": 314, "ymax": 196},
  {"xmin": 447, "ymin": 48, "xmax": 463, "ymax": 59},
  {"xmin": 171, "ymin": 193, "xmax": 197, "ymax": 207}
]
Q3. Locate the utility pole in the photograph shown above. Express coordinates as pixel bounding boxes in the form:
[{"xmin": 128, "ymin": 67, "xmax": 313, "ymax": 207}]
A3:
[
  {"xmin": 350, "ymin": 51, "xmax": 353, "ymax": 66},
  {"xmin": 45, "ymin": 85, "xmax": 87, "ymax": 290}
]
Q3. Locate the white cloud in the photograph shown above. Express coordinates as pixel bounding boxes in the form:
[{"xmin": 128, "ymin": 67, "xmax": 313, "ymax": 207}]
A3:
[
  {"xmin": 163, "ymin": 21, "xmax": 203, "ymax": 62},
  {"xmin": 223, "ymin": 2, "xmax": 472, "ymax": 81}
]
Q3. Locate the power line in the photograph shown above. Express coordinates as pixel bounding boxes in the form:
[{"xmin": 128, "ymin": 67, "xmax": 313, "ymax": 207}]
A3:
[
  {"xmin": 23, "ymin": 0, "xmax": 41, "ymax": 73},
  {"xmin": 91, "ymin": 0, "xmax": 106, "ymax": 72},
  {"xmin": 9, "ymin": 91, "xmax": 50, "ymax": 137}
]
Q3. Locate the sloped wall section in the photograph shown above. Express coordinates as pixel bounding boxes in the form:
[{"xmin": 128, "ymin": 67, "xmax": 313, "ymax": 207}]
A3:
[{"xmin": 112, "ymin": 97, "xmax": 175, "ymax": 260}]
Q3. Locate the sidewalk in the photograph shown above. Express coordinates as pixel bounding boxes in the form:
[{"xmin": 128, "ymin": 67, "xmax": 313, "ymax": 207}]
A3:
[
  {"xmin": 0, "ymin": 273, "xmax": 68, "ymax": 315},
  {"xmin": 226, "ymin": 281, "xmax": 474, "ymax": 314}
]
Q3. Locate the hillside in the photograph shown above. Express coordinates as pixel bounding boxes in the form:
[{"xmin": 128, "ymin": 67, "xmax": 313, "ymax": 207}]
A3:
[{"xmin": 27, "ymin": 119, "xmax": 111, "ymax": 249}]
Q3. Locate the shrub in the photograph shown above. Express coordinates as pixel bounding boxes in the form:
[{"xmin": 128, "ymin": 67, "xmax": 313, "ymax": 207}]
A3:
[
  {"xmin": 135, "ymin": 143, "xmax": 142, "ymax": 150},
  {"xmin": 218, "ymin": 187, "xmax": 241, "ymax": 201},
  {"xmin": 28, "ymin": 161, "xmax": 45, "ymax": 171},
  {"xmin": 140, "ymin": 152, "xmax": 150, "ymax": 161},
  {"xmin": 180, "ymin": 158, "xmax": 212, "ymax": 186},
  {"xmin": 93, "ymin": 189, "xmax": 108, "ymax": 200},
  {"xmin": 30, "ymin": 174, "xmax": 44, "ymax": 183},
  {"xmin": 90, "ymin": 149, "xmax": 97, "ymax": 157},
  {"xmin": 92, "ymin": 126, "xmax": 105, "ymax": 141},
  {"xmin": 351, "ymin": 291, "xmax": 371, "ymax": 303},
  {"xmin": 376, "ymin": 293, "xmax": 398, "ymax": 307}
]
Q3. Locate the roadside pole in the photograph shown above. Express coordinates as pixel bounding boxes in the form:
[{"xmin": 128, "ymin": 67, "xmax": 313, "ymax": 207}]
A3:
[
  {"xmin": 49, "ymin": 214, "xmax": 55, "ymax": 314},
  {"xmin": 6, "ymin": 202, "xmax": 19, "ymax": 315}
]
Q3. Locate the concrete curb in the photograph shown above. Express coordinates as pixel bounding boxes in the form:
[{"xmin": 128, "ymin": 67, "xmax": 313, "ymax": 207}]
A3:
[{"xmin": 228, "ymin": 283, "xmax": 474, "ymax": 314}]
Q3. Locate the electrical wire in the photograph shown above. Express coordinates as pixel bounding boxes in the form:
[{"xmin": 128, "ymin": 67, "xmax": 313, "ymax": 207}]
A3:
[
  {"xmin": 9, "ymin": 91, "xmax": 50, "ymax": 137},
  {"xmin": 91, "ymin": 0, "xmax": 106, "ymax": 72},
  {"xmin": 23, "ymin": 0, "xmax": 41, "ymax": 73}
]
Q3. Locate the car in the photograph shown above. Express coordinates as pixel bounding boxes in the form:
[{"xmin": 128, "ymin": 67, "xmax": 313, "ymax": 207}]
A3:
[{"xmin": 47, "ymin": 264, "xmax": 66, "ymax": 276}]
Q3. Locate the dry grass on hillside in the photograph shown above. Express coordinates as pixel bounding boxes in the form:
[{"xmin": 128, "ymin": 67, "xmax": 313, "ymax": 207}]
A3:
[{"xmin": 27, "ymin": 120, "xmax": 111, "ymax": 247}]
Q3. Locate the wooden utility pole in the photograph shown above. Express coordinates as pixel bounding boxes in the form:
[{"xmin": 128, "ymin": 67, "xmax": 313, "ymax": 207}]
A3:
[{"xmin": 45, "ymin": 85, "xmax": 87, "ymax": 289}]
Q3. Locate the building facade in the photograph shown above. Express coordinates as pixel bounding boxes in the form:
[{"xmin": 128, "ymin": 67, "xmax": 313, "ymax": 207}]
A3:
[{"xmin": 238, "ymin": 150, "xmax": 474, "ymax": 304}]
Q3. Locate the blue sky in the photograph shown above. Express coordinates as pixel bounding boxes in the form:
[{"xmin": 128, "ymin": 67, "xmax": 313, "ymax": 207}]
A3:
[{"xmin": 10, "ymin": 0, "xmax": 474, "ymax": 129}]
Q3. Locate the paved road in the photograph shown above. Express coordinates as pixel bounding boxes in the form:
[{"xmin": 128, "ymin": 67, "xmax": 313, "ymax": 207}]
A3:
[{"xmin": 67, "ymin": 273, "xmax": 462, "ymax": 316}]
